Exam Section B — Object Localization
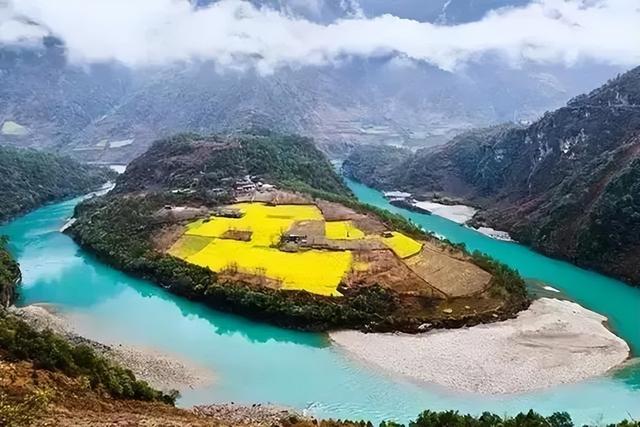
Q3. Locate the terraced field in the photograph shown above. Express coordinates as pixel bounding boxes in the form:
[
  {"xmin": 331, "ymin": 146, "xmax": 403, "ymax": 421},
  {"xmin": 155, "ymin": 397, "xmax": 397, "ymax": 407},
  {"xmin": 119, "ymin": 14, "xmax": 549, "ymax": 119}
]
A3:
[{"xmin": 169, "ymin": 202, "xmax": 425, "ymax": 297}]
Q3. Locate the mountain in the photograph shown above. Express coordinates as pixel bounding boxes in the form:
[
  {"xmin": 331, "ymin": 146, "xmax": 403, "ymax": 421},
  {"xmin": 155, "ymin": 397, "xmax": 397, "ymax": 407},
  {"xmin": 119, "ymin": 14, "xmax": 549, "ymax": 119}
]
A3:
[
  {"xmin": 67, "ymin": 132, "xmax": 527, "ymax": 332},
  {"xmin": 115, "ymin": 132, "xmax": 350, "ymax": 196},
  {"xmin": 0, "ymin": 145, "xmax": 116, "ymax": 222},
  {"xmin": 0, "ymin": 1, "xmax": 622, "ymax": 163},
  {"xmin": 344, "ymin": 66, "xmax": 640, "ymax": 285}
]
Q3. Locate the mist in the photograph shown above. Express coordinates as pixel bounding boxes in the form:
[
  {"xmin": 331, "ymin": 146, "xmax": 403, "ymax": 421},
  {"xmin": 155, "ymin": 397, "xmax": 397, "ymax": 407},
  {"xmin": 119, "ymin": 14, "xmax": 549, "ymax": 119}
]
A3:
[{"xmin": 1, "ymin": 0, "xmax": 638, "ymax": 73}]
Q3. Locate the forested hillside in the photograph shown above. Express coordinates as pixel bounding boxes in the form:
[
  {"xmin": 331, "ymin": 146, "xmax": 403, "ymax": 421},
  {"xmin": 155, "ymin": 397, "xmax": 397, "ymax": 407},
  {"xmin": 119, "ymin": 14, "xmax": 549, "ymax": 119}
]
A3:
[
  {"xmin": 0, "ymin": 237, "xmax": 20, "ymax": 307},
  {"xmin": 116, "ymin": 132, "xmax": 351, "ymax": 197},
  {"xmin": 0, "ymin": 146, "xmax": 116, "ymax": 222},
  {"xmin": 344, "ymin": 66, "xmax": 640, "ymax": 285}
]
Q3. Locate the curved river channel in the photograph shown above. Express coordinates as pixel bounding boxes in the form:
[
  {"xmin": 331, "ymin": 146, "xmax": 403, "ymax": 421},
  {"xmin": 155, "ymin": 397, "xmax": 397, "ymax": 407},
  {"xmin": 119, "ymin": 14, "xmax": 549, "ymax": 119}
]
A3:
[{"xmin": 1, "ymin": 178, "xmax": 639, "ymax": 425}]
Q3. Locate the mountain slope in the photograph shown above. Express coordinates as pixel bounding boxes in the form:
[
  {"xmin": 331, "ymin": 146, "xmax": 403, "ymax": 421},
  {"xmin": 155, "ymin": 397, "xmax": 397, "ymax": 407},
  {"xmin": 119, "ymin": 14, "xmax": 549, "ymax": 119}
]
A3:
[
  {"xmin": 116, "ymin": 132, "xmax": 350, "ymax": 196},
  {"xmin": 344, "ymin": 66, "xmax": 640, "ymax": 285},
  {"xmin": 1, "ymin": 6, "xmax": 622, "ymax": 163},
  {"xmin": 0, "ymin": 145, "xmax": 116, "ymax": 222}
]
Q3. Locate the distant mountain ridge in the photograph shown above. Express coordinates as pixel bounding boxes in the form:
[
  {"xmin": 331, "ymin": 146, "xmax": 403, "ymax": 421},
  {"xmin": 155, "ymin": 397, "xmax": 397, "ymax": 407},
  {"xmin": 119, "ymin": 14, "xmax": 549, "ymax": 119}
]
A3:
[
  {"xmin": 344, "ymin": 66, "xmax": 640, "ymax": 285},
  {"xmin": 0, "ymin": 1, "xmax": 622, "ymax": 163}
]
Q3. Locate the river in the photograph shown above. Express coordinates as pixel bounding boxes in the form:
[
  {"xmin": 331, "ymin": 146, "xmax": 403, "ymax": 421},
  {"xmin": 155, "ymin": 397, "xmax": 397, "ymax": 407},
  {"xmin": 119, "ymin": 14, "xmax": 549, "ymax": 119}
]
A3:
[{"xmin": 1, "ymin": 181, "xmax": 638, "ymax": 425}]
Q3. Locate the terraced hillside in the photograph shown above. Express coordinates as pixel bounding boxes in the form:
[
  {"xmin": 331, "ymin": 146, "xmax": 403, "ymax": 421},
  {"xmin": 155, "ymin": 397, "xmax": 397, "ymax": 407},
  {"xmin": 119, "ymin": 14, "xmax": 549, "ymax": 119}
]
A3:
[{"xmin": 67, "ymin": 133, "xmax": 528, "ymax": 332}]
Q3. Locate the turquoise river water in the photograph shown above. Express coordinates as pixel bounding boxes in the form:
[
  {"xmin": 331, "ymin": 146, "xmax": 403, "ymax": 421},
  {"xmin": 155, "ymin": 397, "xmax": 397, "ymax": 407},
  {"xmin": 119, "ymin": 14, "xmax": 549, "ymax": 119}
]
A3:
[{"xmin": 0, "ymin": 179, "xmax": 638, "ymax": 425}]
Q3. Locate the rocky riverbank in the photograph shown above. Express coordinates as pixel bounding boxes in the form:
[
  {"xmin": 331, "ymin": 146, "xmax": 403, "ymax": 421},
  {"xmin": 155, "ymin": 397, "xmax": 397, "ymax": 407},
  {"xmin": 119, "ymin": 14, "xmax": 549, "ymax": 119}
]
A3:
[
  {"xmin": 192, "ymin": 403, "xmax": 306, "ymax": 425},
  {"xmin": 331, "ymin": 298, "xmax": 630, "ymax": 394},
  {"xmin": 8, "ymin": 304, "xmax": 214, "ymax": 392},
  {"xmin": 381, "ymin": 191, "xmax": 514, "ymax": 241}
]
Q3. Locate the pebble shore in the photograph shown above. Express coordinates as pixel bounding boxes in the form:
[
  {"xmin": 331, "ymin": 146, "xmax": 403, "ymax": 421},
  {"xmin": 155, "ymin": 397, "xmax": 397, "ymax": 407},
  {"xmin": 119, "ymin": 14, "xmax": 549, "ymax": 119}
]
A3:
[
  {"xmin": 9, "ymin": 304, "xmax": 214, "ymax": 391},
  {"xmin": 331, "ymin": 298, "xmax": 630, "ymax": 394}
]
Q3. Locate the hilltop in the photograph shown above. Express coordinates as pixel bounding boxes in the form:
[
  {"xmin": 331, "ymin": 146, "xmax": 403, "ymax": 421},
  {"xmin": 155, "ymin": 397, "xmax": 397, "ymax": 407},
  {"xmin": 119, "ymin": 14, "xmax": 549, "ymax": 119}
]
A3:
[
  {"xmin": 67, "ymin": 132, "xmax": 528, "ymax": 332},
  {"xmin": 344, "ymin": 66, "xmax": 640, "ymax": 285},
  {"xmin": 0, "ymin": 146, "xmax": 116, "ymax": 223}
]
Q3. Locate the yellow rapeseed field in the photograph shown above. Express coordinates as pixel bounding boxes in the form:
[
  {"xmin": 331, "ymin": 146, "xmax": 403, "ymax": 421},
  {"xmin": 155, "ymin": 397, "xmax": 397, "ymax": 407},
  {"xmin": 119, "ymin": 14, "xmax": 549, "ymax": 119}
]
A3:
[
  {"xmin": 178, "ymin": 203, "xmax": 350, "ymax": 296},
  {"xmin": 173, "ymin": 202, "xmax": 424, "ymax": 295},
  {"xmin": 185, "ymin": 239, "xmax": 351, "ymax": 296},
  {"xmin": 325, "ymin": 221, "xmax": 365, "ymax": 240},
  {"xmin": 186, "ymin": 203, "xmax": 323, "ymax": 246},
  {"xmin": 379, "ymin": 232, "xmax": 423, "ymax": 258}
]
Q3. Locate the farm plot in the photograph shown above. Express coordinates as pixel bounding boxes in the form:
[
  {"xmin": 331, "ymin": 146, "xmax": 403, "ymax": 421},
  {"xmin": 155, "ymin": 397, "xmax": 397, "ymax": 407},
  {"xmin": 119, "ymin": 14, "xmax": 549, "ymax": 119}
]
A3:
[
  {"xmin": 185, "ymin": 239, "xmax": 351, "ymax": 296},
  {"xmin": 172, "ymin": 203, "xmax": 352, "ymax": 296},
  {"xmin": 325, "ymin": 221, "xmax": 366, "ymax": 240},
  {"xmin": 378, "ymin": 232, "xmax": 423, "ymax": 258}
]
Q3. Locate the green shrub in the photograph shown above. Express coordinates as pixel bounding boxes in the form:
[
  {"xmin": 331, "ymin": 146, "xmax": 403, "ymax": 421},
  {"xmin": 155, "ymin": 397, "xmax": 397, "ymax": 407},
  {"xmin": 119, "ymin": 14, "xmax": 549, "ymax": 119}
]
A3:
[{"xmin": 0, "ymin": 312, "xmax": 177, "ymax": 405}]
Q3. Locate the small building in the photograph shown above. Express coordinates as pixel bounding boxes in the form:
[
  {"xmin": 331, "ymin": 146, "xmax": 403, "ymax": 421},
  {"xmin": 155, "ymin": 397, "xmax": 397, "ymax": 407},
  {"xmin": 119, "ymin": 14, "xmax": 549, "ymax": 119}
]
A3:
[
  {"xmin": 235, "ymin": 183, "xmax": 256, "ymax": 193},
  {"xmin": 171, "ymin": 188, "xmax": 196, "ymax": 195},
  {"xmin": 381, "ymin": 231, "xmax": 393, "ymax": 238},
  {"xmin": 282, "ymin": 234, "xmax": 307, "ymax": 244},
  {"xmin": 213, "ymin": 208, "xmax": 243, "ymax": 218}
]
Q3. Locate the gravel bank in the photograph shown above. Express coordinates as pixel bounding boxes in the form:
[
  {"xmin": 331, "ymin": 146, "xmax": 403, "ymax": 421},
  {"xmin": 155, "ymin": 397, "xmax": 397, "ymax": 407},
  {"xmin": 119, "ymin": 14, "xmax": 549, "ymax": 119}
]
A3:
[
  {"xmin": 192, "ymin": 403, "xmax": 306, "ymax": 425},
  {"xmin": 412, "ymin": 200, "xmax": 477, "ymax": 224},
  {"xmin": 331, "ymin": 298, "xmax": 630, "ymax": 394},
  {"xmin": 9, "ymin": 304, "xmax": 214, "ymax": 391},
  {"xmin": 472, "ymin": 226, "xmax": 513, "ymax": 241}
]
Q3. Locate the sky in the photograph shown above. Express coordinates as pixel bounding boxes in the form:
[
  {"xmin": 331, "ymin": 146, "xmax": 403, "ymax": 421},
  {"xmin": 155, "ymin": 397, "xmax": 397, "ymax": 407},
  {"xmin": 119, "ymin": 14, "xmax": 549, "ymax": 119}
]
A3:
[{"xmin": 0, "ymin": 0, "xmax": 638, "ymax": 73}]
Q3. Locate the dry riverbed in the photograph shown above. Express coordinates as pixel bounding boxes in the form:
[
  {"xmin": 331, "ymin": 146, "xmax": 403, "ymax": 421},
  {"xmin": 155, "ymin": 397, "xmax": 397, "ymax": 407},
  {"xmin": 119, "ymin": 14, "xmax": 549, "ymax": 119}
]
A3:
[
  {"xmin": 331, "ymin": 298, "xmax": 630, "ymax": 394},
  {"xmin": 9, "ymin": 304, "xmax": 214, "ymax": 392}
]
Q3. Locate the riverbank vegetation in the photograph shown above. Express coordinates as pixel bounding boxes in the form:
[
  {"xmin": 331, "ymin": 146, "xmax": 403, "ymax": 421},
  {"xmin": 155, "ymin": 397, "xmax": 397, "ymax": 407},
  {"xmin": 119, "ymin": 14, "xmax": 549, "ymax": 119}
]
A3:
[
  {"xmin": 0, "ymin": 311, "xmax": 177, "ymax": 405},
  {"xmin": 0, "ymin": 145, "xmax": 116, "ymax": 223},
  {"xmin": 0, "ymin": 237, "xmax": 20, "ymax": 307},
  {"xmin": 374, "ymin": 410, "xmax": 639, "ymax": 427}
]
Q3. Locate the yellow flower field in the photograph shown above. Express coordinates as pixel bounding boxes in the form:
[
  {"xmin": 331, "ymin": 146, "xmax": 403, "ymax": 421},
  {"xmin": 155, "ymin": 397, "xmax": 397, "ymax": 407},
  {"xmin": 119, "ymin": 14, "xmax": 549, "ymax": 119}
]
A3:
[
  {"xmin": 168, "ymin": 235, "xmax": 212, "ymax": 258},
  {"xmin": 379, "ymin": 232, "xmax": 423, "ymax": 258},
  {"xmin": 185, "ymin": 203, "xmax": 323, "ymax": 246},
  {"xmin": 325, "ymin": 221, "xmax": 365, "ymax": 240},
  {"xmin": 171, "ymin": 202, "xmax": 424, "ymax": 295},
  {"xmin": 177, "ymin": 203, "xmax": 350, "ymax": 296},
  {"xmin": 185, "ymin": 239, "xmax": 351, "ymax": 296}
]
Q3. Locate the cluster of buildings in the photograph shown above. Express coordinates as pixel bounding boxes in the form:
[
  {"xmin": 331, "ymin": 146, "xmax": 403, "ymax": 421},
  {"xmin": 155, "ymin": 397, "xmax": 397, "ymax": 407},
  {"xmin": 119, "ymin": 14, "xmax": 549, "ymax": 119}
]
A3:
[{"xmin": 234, "ymin": 175, "xmax": 275, "ymax": 195}]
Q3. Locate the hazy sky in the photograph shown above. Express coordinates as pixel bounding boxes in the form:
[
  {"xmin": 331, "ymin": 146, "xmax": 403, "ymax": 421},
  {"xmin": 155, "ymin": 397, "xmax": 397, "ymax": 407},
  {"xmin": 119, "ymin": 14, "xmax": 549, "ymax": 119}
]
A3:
[{"xmin": 1, "ymin": 0, "xmax": 638, "ymax": 73}]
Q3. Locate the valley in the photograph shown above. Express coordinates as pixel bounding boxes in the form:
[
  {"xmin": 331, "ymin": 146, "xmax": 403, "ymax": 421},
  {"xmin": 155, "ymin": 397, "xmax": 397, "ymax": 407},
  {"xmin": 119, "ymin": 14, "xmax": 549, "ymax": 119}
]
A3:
[
  {"xmin": 2, "ymin": 129, "xmax": 639, "ymax": 425},
  {"xmin": 344, "ymin": 66, "xmax": 640, "ymax": 286},
  {"xmin": 66, "ymin": 133, "xmax": 528, "ymax": 332},
  {"xmin": 1, "ymin": 1, "xmax": 639, "ymax": 424},
  {"xmin": 1, "ymin": 177, "xmax": 639, "ymax": 426}
]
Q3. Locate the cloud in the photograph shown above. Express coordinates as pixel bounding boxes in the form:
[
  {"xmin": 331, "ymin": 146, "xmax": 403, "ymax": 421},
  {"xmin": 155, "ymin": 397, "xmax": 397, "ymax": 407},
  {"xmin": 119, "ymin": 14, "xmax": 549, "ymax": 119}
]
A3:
[
  {"xmin": 1, "ymin": 0, "xmax": 638, "ymax": 73},
  {"xmin": 0, "ymin": 2, "xmax": 46, "ymax": 44}
]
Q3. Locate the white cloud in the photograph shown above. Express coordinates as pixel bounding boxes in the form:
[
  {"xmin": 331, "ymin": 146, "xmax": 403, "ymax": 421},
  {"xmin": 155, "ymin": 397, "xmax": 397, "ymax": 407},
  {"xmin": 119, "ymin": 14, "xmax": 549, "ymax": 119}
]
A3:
[
  {"xmin": 0, "ymin": 3, "xmax": 46, "ymax": 44},
  {"xmin": 1, "ymin": 0, "xmax": 638, "ymax": 73}
]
